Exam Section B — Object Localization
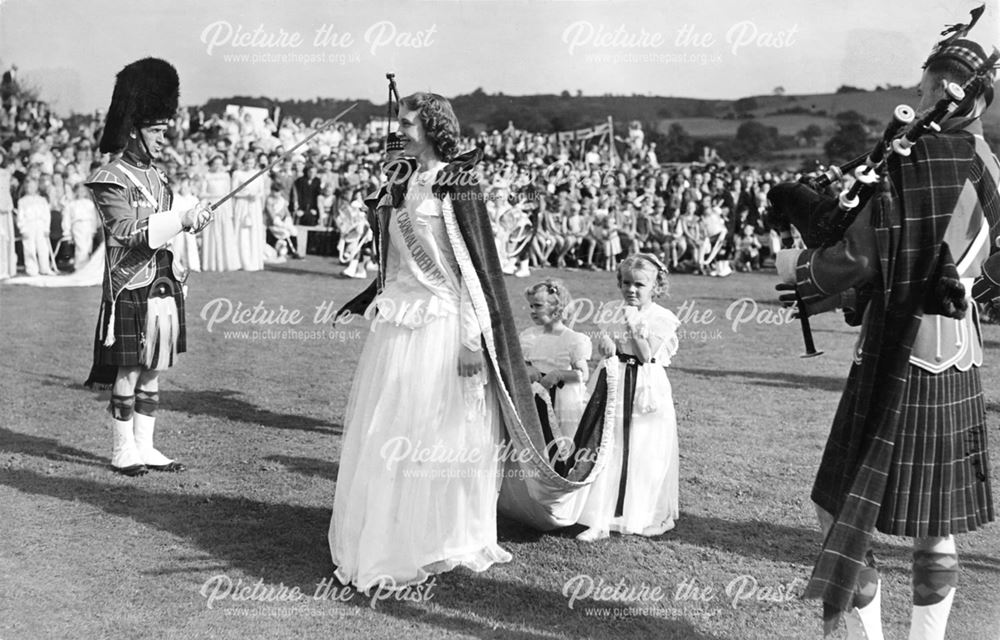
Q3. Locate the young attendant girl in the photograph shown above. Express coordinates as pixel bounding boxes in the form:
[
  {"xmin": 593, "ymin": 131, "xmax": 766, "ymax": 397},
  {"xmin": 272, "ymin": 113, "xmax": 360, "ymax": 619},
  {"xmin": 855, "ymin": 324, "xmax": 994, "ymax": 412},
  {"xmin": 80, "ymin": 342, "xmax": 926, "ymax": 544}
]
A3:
[
  {"xmin": 520, "ymin": 279, "xmax": 592, "ymax": 442},
  {"xmin": 576, "ymin": 254, "xmax": 680, "ymax": 541}
]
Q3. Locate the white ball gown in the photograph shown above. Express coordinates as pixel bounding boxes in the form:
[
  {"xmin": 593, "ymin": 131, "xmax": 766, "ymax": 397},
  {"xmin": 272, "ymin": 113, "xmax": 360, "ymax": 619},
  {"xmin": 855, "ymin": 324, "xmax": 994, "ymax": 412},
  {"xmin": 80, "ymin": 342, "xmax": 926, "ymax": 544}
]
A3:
[{"xmin": 329, "ymin": 173, "xmax": 511, "ymax": 592}]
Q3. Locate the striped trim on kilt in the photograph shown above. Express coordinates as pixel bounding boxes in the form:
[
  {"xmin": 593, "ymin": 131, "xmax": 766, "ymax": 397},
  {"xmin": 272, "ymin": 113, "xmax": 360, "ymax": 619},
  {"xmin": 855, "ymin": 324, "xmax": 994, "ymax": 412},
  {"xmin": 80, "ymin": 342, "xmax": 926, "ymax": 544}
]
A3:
[{"xmin": 875, "ymin": 365, "xmax": 994, "ymax": 537}]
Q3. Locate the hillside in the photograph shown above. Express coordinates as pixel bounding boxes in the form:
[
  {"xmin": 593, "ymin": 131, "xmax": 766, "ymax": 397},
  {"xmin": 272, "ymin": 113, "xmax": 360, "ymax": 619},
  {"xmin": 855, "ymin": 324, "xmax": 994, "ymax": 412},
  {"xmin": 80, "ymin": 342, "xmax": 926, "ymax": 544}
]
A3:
[{"xmin": 206, "ymin": 83, "xmax": 1000, "ymax": 166}]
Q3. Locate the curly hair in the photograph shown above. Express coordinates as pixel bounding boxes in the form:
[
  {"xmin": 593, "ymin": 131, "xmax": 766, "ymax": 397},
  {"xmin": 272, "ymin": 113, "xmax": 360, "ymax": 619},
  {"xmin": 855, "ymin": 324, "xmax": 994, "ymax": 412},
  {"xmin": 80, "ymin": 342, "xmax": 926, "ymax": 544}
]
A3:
[
  {"xmin": 399, "ymin": 92, "xmax": 461, "ymax": 161},
  {"xmin": 524, "ymin": 278, "xmax": 573, "ymax": 319},
  {"xmin": 617, "ymin": 254, "xmax": 669, "ymax": 298}
]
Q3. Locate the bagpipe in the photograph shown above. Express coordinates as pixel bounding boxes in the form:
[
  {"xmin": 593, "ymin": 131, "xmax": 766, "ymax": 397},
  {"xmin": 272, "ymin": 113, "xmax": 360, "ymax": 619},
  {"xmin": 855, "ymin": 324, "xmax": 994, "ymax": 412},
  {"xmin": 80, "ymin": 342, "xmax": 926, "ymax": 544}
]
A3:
[{"xmin": 767, "ymin": 42, "xmax": 1000, "ymax": 356}]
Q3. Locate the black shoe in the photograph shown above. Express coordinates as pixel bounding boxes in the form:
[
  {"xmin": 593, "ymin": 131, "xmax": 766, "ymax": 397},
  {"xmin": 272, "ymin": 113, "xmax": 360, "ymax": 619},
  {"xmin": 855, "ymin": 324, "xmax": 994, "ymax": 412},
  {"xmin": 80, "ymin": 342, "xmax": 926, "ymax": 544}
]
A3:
[
  {"xmin": 146, "ymin": 461, "xmax": 186, "ymax": 472},
  {"xmin": 112, "ymin": 464, "xmax": 149, "ymax": 477}
]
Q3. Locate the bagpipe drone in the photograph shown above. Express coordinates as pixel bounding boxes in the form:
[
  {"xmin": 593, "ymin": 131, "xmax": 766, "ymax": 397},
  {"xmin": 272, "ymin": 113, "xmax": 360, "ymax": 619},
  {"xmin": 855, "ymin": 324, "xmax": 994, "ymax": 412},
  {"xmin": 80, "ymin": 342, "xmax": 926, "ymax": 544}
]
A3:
[{"xmin": 766, "ymin": 5, "xmax": 1000, "ymax": 356}]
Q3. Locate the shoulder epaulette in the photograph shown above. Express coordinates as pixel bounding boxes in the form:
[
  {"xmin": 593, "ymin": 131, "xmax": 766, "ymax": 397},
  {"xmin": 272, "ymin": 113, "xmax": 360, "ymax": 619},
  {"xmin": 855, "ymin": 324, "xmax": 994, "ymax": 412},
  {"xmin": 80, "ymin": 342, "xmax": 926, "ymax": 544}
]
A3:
[{"xmin": 85, "ymin": 164, "xmax": 129, "ymax": 190}]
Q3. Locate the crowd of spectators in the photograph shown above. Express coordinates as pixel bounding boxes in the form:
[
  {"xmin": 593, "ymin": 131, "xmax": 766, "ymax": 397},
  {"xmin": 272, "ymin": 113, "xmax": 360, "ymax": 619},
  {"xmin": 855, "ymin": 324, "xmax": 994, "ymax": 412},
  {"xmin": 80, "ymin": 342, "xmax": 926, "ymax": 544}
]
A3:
[{"xmin": 0, "ymin": 65, "xmax": 796, "ymax": 280}]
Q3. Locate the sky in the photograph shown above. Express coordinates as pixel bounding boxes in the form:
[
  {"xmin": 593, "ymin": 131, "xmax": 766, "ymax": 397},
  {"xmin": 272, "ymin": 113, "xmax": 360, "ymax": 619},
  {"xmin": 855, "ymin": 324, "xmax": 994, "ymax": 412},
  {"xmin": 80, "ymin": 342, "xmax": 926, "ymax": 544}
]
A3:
[{"xmin": 0, "ymin": 0, "xmax": 997, "ymax": 115}]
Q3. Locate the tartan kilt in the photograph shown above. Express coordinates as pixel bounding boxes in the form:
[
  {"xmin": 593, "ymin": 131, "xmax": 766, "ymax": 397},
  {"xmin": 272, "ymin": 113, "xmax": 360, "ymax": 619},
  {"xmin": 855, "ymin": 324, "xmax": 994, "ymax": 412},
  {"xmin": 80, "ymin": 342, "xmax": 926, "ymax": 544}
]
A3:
[
  {"xmin": 85, "ymin": 252, "xmax": 187, "ymax": 387},
  {"xmin": 876, "ymin": 365, "xmax": 994, "ymax": 537},
  {"xmin": 813, "ymin": 363, "xmax": 994, "ymax": 538}
]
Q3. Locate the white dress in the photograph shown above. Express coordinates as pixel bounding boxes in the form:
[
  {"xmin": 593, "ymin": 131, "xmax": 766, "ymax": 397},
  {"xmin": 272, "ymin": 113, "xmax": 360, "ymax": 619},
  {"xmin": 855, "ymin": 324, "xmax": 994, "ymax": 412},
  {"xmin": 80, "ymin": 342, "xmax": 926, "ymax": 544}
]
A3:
[
  {"xmin": 329, "ymin": 171, "xmax": 511, "ymax": 592},
  {"xmin": 16, "ymin": 195, "xmax": 53, "ymax": 276},
  {"xmin": 577, "ymin": 301, "xmax": 680, "ymax": 535},
  {"xmin": 200, "ymin": 171, "xmax": 241, "ymax": 271},
  {"xmin": 0, "ymin": 168, "xmax": 15, "ymax": 279},
  {"xmin": 61, "ymin": 197, "xmax": 99, "ymax": 267},
  {"xmin": 519, "ymin": 325, "xmax": 592, "ymax": 440},
  {"xmin": 233, "ymin": 169, "xmax": 265, "ymax": 271}
]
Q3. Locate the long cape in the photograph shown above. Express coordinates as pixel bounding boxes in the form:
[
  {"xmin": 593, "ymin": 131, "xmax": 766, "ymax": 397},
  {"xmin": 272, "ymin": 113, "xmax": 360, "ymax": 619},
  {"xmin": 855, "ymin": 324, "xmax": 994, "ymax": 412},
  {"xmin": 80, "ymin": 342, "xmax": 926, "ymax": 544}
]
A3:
[{"xmin": 338, "ymin": 150, "xmax": 614, "ymax": 529}]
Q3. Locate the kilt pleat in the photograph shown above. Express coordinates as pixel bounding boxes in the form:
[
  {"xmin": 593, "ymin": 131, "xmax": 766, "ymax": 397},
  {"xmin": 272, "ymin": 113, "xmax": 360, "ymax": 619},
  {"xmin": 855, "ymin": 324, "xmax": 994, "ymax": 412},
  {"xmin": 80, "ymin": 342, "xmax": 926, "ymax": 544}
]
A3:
[
  {"xmin": 875, "ymin": 365, "xmax": 994, "ymax": 537},
  {"xmin": 88, "ymin": 252, "xmax": 186, "ymax": 377}
]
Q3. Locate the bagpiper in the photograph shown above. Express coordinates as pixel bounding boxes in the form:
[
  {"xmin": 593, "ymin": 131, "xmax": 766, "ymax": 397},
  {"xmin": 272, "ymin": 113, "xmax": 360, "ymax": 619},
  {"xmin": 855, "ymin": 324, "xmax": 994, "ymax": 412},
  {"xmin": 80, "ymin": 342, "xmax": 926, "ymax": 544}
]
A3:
[{"xmin": 773, "ymin": 8, "xmax": 999, "ymax": 639}]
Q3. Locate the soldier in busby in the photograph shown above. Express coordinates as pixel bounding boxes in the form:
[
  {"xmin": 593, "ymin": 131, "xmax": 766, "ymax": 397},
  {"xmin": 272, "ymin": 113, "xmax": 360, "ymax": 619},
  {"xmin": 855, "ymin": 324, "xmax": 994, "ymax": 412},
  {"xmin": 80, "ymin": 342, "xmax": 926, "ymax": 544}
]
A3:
[{"xmin": 85, "ymin": 57, "xmax": 211, "ymax": 476}]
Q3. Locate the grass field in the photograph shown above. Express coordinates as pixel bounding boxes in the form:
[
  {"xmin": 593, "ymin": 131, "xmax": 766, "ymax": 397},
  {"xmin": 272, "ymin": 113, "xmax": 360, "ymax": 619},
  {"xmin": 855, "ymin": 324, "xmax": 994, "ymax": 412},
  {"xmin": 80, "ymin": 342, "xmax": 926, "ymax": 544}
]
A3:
[{"xmin": 1, "ymin": 258, "xmax": 998, "ymax": 640}]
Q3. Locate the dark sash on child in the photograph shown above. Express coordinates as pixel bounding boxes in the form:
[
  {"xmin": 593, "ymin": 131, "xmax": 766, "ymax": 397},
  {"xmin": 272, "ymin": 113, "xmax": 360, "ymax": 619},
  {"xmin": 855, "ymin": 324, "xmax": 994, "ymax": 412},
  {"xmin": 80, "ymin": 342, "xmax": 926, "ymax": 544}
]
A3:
[
  {"xmin": 555, "ymin": 352, "xmax": 653, "ymax": 517},
  {"xmin": 533, "ymin": 394, "xmax": 558, "ymax": 462},
  {"xmin": 394, "ymin": 206, "xmax": 451, "ymax": 289},
  {"xmin": 524, "ymin": 357, "xmax": 572, "ymax": 464},
  {"xmin": 555, "ymin": 371, "xmax": 610, "ymax": 480},
  {"xmin": 547, "ymin": 382, "xmax": 561, "ymax": 405},
  {"xmin": 614, "ymin": 352, "xmax": 647, "ymax": 517}
]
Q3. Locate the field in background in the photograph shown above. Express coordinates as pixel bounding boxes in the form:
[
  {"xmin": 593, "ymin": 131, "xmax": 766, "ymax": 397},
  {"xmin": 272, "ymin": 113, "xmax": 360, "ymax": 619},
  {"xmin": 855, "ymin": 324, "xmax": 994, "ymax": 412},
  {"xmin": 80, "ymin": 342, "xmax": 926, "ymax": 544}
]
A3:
[{"xmin": 1, "ymin": 259, "xmax": 998, "ymax": 640}]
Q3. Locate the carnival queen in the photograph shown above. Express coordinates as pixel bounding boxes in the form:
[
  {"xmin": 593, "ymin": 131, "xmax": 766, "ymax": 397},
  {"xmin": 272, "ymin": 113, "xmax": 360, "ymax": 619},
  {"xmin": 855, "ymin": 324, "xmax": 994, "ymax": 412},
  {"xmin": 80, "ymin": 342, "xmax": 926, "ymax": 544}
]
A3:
[{"xmin": 329, "ymin": 92, "xmax": 540, "ymax": 591}]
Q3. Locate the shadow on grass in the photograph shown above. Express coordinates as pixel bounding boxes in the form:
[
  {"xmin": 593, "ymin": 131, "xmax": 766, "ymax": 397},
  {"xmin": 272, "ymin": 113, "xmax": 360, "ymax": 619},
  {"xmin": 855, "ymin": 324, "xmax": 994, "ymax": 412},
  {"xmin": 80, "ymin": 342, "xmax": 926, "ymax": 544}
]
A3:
[
  {"xmin": 0, "ymin": 468, "xmax": 725, "ymax": 640},
  {"xmin": 0, "ymin": 426, "xmax": 107, "ymax": 467},
  {"xmin": 265, "ymin": 454, "xmax": 338, "ymax": 479},
  {"xmin": 2, "ymin": 468, "xmax": 329, "ymax": 588},
  {"xmin": 982, "ymin": 339, "xmax": 1000, "ymax": 350},
  {"xmin": 673, "ymin": 367, "xmax": 845, "ymax": 393},
  {"xmin": 158, "ymin": 389, "xmax": 342, "ymax": 435},
  {"xmin": 668, "ymin": 513, "xmax": 819, "ymax": 566},
  {"xmin": 497, "ymin": 515, "xmax": 548, "ymax": 544},
  {"xmin": 957, "ymin": 550, "xmax": 1000, "ymax": 573},
  {"xmin": 26, "ymin": 371, "xmax": 101, "ymax": 391},
  {"xmin": 496, "ymin": 517, "xmax": 591, "ymax": 544},
  {"xmin": 355, "ymin": 571, "xmax": 728, "ymax": 640},
  {"xmin": 24, "ymin": 374, "xmax": 341, "ymax": 435}
]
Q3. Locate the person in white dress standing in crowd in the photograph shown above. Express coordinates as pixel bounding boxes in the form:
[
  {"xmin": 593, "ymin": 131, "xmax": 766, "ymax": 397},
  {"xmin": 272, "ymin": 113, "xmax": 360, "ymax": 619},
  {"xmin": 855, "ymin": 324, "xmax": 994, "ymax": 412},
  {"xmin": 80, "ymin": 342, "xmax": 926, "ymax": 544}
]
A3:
[
  {"xmin": 576, "ymin": 254, "xmax": 680, "ymax": 541},
  {"xmin": 519, "ymin": 279, "xmax": 592, "ymax": 441},
  {"xmin": 169, "ymin": 175, "xmax": 202, "ymax": 273},
  {"xmin": 61, "ymin": 183, "xmax": 100, "ymax": 269},
  {"xmin": 232, "ymin": 155, "xmax": 265, "ymax": 271},
  {"xmin": 200, "ymin": 155, "xmax": 240, "ymax": 271},
  {"xmin": 264, "ymin": 182, "xmax": 303, "ymax": 261},
  {"xmin": 16, "ymin": 177, "xmax": 54, "ymax": 276},
  {"xmin": 0, "ymin": 153, "xmax": 16, "ymax": 279},
  {"xmin": 330, "ymin": 92, "xmax": 543, "ymax": 592}
]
